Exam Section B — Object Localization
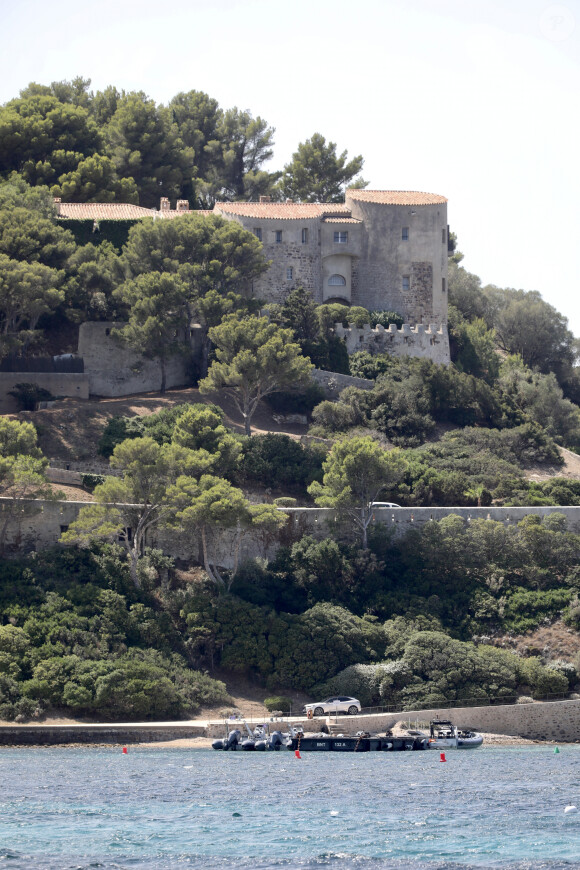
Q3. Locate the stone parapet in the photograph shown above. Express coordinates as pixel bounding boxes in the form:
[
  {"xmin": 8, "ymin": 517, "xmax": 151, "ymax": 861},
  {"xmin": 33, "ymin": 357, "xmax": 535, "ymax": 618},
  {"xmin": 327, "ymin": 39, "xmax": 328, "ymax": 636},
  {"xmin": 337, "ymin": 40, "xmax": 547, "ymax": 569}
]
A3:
[{"xmin": 334, "ymin": 322, "xmax": 450, "ymax": 365}]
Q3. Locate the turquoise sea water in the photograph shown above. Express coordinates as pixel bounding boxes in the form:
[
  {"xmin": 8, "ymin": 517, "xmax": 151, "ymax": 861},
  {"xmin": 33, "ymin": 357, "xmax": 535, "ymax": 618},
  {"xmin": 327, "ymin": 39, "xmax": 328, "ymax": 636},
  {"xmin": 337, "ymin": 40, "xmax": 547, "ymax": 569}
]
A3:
[{"xmin": 1, "ymin": 745, "xmax": 580, "ymax": 869}]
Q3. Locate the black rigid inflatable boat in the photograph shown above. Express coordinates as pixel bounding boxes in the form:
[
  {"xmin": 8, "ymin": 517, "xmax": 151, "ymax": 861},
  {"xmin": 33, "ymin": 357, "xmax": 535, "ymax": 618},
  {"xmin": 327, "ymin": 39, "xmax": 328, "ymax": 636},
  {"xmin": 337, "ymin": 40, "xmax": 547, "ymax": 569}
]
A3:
[
  {"xmin": 212, "ymin": 724, "xmax": 430, "ymax": 753},
  {"xmin": 287, "ymin": 732, "xmax": 429, "ymax": 752}
]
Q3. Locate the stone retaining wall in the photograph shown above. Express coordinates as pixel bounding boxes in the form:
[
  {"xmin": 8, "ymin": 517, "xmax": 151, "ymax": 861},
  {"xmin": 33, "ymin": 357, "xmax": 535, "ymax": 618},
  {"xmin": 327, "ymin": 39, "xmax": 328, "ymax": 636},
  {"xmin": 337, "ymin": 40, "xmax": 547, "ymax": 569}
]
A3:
[
  {"xmin": 305, "ymin": 699, "xmax": 580, "ymax": 742},
  {"xmin": 46, "ymin": 467, "xmax": 84, "ymax": 486},
  {"xmin": 312, "ymin": 368, "xmax": 375, "ymax": 399},
  {"xmin": 4, "ymin": 500, "xmax": 580, "ymax": 566},
  {"xmin": 0, "ymin": 724, "xmax": 207, "ymax": 745},
  {"xmin": 0, "ymin": 373, "xmax": 89, "ymax": 413},
  {"xmin": 2, "ymin": 699, "xmax": 578, "ymax": 744}
]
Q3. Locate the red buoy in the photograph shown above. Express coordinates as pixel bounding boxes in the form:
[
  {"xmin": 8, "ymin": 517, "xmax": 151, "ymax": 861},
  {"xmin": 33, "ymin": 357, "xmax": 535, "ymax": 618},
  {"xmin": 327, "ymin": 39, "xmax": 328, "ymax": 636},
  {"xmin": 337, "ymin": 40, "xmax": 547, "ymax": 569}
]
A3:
[
  {"xmin": 440, "ymin": 752, "xmax": 446, "ymax": 762},
  {"xmin": 295, "ymin": 749, "xmax": 301, "ymax": 759},
  {"xmin": 122, "ymin": 746, "xmax": 128, "ymax": 754}
]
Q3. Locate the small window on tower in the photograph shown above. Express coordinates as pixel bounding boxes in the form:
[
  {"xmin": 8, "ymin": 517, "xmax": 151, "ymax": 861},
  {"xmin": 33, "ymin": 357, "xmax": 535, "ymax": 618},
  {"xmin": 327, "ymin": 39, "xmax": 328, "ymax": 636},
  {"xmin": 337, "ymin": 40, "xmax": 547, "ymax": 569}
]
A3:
[
  {"xmin": 254, "ymin": 227, "xmax": 262, "ymax": 241},
  {"xmin": 334, "ymin": 231, "xmax": 348, "ymax": 243},
  {"xmin": 302, "ymin": 228, "xmax": 308, "ymax": 244},
  {"xmin": 442, "ymin": 278, "xmax": 446, "ymax": 293},
  {"xmin": 402, "ymin": 227, "xmax": 409, "ymax": 241},
  {"xmin": 287, "ymin": 267, "xmax": 293, "ymax": 280},
  {"xmin": 402, "ymin": 276, "xmax": 410, "ymax": 292},
  {"xmin": 275, "ymin": 230, "xmax": 282, "ymax": 243}
]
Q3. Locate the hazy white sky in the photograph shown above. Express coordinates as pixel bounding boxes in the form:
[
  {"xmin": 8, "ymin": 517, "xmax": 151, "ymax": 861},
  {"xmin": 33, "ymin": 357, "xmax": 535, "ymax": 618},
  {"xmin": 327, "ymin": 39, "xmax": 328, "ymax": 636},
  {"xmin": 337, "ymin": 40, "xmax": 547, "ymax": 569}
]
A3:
[{"xmin": 2, "ymin": 0, "xmax": 579, "ymax": 333}]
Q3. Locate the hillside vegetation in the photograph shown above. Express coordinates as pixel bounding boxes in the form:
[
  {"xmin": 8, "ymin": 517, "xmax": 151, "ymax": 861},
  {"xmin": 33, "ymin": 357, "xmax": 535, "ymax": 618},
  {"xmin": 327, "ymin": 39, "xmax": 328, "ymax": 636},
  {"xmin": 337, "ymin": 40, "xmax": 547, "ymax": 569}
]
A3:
[{"xmin": 2, "ymin": 78, "xmax": 580, "ymax": 721}]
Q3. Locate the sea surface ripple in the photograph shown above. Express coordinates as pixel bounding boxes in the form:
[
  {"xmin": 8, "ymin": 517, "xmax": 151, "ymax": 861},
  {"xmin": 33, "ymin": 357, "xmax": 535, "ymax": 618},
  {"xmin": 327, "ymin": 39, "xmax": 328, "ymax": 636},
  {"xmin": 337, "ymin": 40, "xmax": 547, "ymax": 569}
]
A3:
[{"xmin": 0, "ymin": 745, "xmax": 579, "ymax": 869}]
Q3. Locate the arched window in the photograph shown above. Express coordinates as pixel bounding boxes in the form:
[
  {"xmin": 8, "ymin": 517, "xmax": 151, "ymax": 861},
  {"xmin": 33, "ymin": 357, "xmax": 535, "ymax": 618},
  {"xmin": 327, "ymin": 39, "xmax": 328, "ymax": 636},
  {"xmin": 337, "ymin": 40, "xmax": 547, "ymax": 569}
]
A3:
[{"xmin": 328, "ymin": 274, "xmax": 346, "ymax": 286}]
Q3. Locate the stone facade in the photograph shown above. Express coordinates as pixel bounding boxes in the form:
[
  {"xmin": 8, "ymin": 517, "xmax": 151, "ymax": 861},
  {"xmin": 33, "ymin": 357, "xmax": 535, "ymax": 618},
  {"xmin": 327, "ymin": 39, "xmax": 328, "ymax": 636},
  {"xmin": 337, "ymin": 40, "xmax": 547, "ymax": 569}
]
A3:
[
  {"xmin": 55, "ymin": 191, "xmax": 450, "ymax": 367},
  {"xmin": 344, "ymin": 192, "xmax": 448, "ymax": 325},
  {"xmin": 214, "ymin": 191, "xmax": 449, "ymax": 350}
]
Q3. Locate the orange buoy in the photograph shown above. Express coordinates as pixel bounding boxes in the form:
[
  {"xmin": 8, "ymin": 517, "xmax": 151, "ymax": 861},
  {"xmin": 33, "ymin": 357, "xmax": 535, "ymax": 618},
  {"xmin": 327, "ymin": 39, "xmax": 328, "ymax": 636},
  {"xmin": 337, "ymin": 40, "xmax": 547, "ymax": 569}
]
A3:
[
  {"xmin": 295, "ymin": 749, "xmax": 301, "ymax": 759},
  {"xmin": 440, "ymin": 752, "xmax": 446, "ymax": 762}
]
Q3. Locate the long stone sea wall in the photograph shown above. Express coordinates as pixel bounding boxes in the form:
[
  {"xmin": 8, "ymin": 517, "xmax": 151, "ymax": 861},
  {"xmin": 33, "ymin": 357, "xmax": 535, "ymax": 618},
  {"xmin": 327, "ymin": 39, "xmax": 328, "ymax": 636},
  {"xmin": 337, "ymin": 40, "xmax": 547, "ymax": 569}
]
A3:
[
  {"xmin": 4, "ymin": 500, "xmax": 580, "ymax": 566},
  {"xmin": 1, "ymin": 699, "xmax": 579, "ymax": 744}
]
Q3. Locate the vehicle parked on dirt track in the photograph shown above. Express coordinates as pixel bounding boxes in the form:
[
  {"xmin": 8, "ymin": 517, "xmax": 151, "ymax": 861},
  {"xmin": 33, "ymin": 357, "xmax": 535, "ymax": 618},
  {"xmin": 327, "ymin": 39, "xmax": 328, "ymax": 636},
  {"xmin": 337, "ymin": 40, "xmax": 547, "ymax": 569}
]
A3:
[{"xmin": 303, "ymin": 696, "xmax": 361, "ymax": 716}]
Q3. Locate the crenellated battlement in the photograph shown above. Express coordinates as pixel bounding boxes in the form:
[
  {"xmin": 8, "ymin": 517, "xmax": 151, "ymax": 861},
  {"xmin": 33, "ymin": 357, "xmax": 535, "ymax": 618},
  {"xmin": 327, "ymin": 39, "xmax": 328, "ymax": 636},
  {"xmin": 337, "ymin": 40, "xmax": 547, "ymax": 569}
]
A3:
[{"xmin": 334, "ymin": 322, "xmax": 450, "ymax": 364}]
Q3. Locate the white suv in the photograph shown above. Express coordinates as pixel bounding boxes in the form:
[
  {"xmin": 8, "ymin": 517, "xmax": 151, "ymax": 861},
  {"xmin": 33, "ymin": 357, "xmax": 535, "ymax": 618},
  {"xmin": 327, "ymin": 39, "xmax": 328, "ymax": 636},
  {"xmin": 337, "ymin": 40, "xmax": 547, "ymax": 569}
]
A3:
[
  {"xmin": 303, "ymin": 696, "xmax": 361, "ymax": 716},
  {"xmin": 370, "ymin": 502, "xmax": 401, "ymax": 508}
]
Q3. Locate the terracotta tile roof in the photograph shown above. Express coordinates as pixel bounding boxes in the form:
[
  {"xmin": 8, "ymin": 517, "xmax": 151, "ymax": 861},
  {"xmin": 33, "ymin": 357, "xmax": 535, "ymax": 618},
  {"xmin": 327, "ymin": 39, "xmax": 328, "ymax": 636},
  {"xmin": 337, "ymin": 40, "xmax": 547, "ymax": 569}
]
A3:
[
  {"xmin": 346, "ymin": 190, "xmax": 447, "ymax": 205},
  {"xmin": 214, "ymin": 202, "xmax": 352, "ymax": 220},
  {"xmin": 323, "ymin": 217, "xmax": 362, "ymax": 224},
  {"xmin": 56, "ymin": 202, "xmax": 156, "ymax": 220}
]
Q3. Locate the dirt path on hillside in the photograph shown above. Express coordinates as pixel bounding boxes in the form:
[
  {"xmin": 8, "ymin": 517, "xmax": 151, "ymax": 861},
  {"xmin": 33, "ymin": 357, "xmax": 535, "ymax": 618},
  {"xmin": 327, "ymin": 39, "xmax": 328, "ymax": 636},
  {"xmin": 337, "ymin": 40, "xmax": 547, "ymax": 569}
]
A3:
[
  {"xmin": 524, "ymin": 446, "xmax": 580, "ymax": 481},
  {"xmin": 15, "ymin": 387, "xmax": 309, "ymax": 464}
]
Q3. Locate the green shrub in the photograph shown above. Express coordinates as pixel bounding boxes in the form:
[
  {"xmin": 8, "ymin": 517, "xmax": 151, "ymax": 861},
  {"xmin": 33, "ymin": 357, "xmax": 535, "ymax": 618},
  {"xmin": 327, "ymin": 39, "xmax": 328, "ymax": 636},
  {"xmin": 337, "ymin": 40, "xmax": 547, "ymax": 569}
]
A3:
[
  {"xmin": 241, "ymin": 434, "xmax": 325, "ymax": 491},
  {"xmin": 349, "ymin": 352, "xmax": 394, "ymax": 381},
  {"xmin": 547, "ymin": 659, "xmax": 577, "ymax": 689},
  {"xmin": 314, "ymin": 663, "xmax": 391, "ymax": 707},
  {"xmin": 81, "ymin": 473, "xmax": 105, "ymax": 492},
  {"xmin": 502, "ymin": 588, "xmax": 572, "ymax": 633},
  {"xmin": 265, "ymin": 383, "xmax": 325, "ymax": 415},
  {"xmin": 369, "ymin": 311, "xmax": 404, "ymax": 329},
  {"xmin": 517, "ymin": 656, "xmax": 569, "ymax": 699},
  {"xmin": 264, "ymin": 696, "xmax": 291, "ymax": 713},
  {"xmin": 311, "ymin": 401, "xmax": 356, "ymax": 432},
  {"xmin": 98, "ymin": 416, "xmax": 141, "ymax": 457}
]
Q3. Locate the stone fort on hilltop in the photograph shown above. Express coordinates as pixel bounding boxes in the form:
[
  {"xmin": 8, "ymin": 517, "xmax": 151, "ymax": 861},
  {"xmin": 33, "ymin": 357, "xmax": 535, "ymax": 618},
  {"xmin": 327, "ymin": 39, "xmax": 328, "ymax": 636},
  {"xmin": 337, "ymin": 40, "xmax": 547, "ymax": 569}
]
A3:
[{"xmin": 55, "ymin": 189, "xmax": 450, "ymax": 367}]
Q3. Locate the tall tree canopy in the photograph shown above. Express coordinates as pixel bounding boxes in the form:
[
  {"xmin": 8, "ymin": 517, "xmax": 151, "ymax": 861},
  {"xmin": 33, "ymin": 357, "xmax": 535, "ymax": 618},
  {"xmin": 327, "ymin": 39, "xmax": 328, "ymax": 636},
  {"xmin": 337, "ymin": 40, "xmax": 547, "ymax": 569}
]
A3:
[
  {"xmin": 121, "ymin": 213, "xmax": 268, "ymax": 372},
  {"xmin": 308, "ymin": 436, "xmax": 407, "ymax": 548},
  {"xmin": 104, "ymin": 92, "xmax": 194, "ymax": 208},
  {"xmin": 0, "ymin": 418, "xmax": 53, "ymax": 553},
  {"xmin": 0, "ymin": 94, "xmax": 101, "ymax": 187},
  {"xmin": 281, "ymin": 133, "xmax": 367, "ymax": 202},
  {"xmin": 0, "ymin": 79, "xmax": 280, "ymax": 207},
  {"xmin": 0, "ymin": 178, "xmax": 74, "ymax": 357},
  {"xmin": 62, "ymin": 436, "xmax": 198, "ymax": 587},
  {"xmin": 199, "ymin": 315, "xmax": 313, "ymax": 436},
  {"xmin": 122, "ymin": 213, "xmax": 267, "ymax": 295},
  {"xmin": 113, "ymin": 273, "xmax": 189, "ymax": 392}
]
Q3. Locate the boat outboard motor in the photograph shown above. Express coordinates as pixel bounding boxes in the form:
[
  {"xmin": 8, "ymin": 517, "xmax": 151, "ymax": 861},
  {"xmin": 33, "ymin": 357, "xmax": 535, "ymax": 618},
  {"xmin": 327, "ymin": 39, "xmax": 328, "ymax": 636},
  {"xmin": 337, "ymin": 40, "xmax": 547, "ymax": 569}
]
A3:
[
  {"xmin": 267, "ymin": 731, "xmax": 285, "ymax": 751},
  {"xmin": 224, "ymin": 729, "xmax": 241, "ymax": 751}
]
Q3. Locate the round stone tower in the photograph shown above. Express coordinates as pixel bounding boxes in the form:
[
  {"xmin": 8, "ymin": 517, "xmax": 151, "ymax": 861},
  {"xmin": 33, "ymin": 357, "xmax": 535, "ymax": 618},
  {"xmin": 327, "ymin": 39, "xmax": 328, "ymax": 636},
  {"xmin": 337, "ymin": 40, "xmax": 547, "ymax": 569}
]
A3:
[{"xmin": 345, "ymin": 189, "xmax": 448, "ymax": 325}]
